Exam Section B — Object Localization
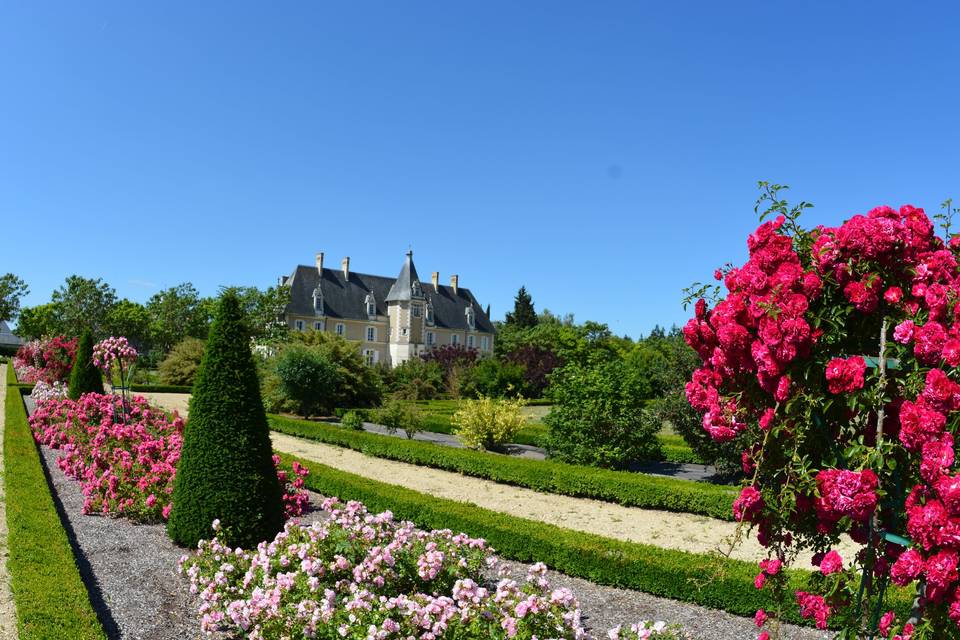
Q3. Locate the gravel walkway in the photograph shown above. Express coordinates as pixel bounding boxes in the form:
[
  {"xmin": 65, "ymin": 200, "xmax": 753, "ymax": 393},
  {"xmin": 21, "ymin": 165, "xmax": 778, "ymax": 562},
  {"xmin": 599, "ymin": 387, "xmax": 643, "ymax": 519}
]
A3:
[
  {"xmin": 36, "ymin": 444, "xmax": 209, "ymax": 640},
  {"xmin": 270, "ymin": 431, "xmax": 862, "ymax": 565},
  {"xmin": 0, "ymin": 367, "xmax": 18, "ymax": 640}
]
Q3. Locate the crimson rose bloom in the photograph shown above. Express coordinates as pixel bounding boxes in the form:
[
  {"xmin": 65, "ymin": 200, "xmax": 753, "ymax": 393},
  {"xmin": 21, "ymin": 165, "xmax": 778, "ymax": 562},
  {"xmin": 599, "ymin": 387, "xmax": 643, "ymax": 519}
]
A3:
[
  {"xmin": 824, "ymin": 356, "xmax": 867, "ymax": 394},
  {"xmin": 815, "ymin": 468, "xmax": 878, "ymax": 524},
  {"xmin": 733, "ymin": 486, "xmax": 764, "ymax": 523},
  {"xmin": 891, "ymin": 548, "xmax": 924, "ymax": 586},
  {"xmin": 819, "ymin": 550, "xmax": 843, "ymax": 575}
]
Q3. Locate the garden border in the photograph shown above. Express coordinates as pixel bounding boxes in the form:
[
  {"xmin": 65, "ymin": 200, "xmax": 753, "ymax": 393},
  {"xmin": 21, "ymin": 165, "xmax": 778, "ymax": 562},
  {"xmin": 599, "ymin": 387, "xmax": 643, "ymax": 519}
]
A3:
[
  {"xmin": 270, "ymin": 414, "xmax": 736, "ymax": 520},
  {"xmin": 4, "ymin": 370, "xmax": 106, "ymax": 639},
  {"xmin": 276, "ymin": 452, "xmax": 912, "ymax": 626}
]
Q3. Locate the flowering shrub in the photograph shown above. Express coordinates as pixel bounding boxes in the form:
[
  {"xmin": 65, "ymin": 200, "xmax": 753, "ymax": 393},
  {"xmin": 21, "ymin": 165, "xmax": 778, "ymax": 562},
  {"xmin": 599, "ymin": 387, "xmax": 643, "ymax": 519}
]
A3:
[
  {"xmin": 92, "ymin": 336, "xmax": 138, "ymax": 386},
  {"xmin": 181, "ymin": 497, "xmax": 684, "ymax": 639},
  {"xmin": 29, "ymin": 393, "xmax": 310, "ymax": 522},
  {"xmin": 683, "ymin": 187, "xmax": 960, "ymax": 638},
  {"xmin": 13, "ymin": 336, "xmax": 77, "ymax": 383},
  {"xmin": 29, "ymin": 380, "xmax": 68, "ymax": 404},
  {"xmin": 452, "ymin": 396, "xmax": 527, "ymax": 450}
]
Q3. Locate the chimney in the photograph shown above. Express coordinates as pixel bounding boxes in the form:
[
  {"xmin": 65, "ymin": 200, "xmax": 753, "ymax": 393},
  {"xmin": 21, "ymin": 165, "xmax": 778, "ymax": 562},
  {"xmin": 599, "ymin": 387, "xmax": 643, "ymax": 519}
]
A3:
[
  {"xmin": 341, "ymin": 257, "xmax": 350, "ymax": 280},
  {"xmin": 431, "ymin": 272, "xmax": 439, "ymax": 291},
  {"xmin": 450, "ymin": 274, "xmax": 459, "ymax": 294},
  {"xmin": 315, "ymin": 252, "xmax": 324, "ymax": 274}
]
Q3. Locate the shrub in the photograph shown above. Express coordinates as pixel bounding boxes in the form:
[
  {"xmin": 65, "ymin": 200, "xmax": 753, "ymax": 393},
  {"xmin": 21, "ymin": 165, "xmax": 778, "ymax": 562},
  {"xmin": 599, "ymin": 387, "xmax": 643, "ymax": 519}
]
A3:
[
  {"xmin": 167, "ymin": 292, "xmax": 285, "ymax": 548},
  {"xmin": 67, "ymin": 330, "xmax": 104, "ymax": 399},
  {"xmin": 275, "ymin": 344, "xmax": 340, "ymax": 418},
  {"xmin": 340, "ymin": 409, "xmax": 365, "ymax": 431},
  {"xmin": 545, "ymin": 360, "xmax": 662, "ymax": 468},
  {"xmin": 461, "ymin": 357, "xmax": 527, "ymax": 398},
  {"xmin": 375, "ymin": 397, "xmax": 424, "ymax": 439},
  {"xmin": 289, "ymin": 330, "xmax": 382, "ymax": 407},
  {"xmin": 452, "ymin": 396, "xmax": 527, "ymax": 450},
  {"xmin": 158, "ymin": 337, "xmax": 205, "ymax": 386},
  {"xmin": 13, "ymin": 336, "xmax": 77, "ymax": 383},
  {"xmin": 387, "ymin": 358, "xmax": 443, "ymax": 400},
  {"xmin": 505, "ymin": 344, "xmax": 562, "ymax": 397}
]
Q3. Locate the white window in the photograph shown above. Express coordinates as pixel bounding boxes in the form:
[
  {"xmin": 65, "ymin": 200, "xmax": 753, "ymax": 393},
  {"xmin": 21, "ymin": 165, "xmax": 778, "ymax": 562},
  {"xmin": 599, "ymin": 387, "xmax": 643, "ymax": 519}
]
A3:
[
  {"xmin": 312, "ymin": 286, "xmax": 324, "ymax": 314},
  {"xmin": 336, "ymin": 323, "xmax": 345, "ymax": 336},
  {"xmin": 412, "ymin": 305, "xmax": 422, "ymax": 318},
  {"xmin": 314, "ymin": 321, "xmax": 323, "ymax": 331},
  {"xmin": 451, "ymin": 334, "xmax": 460, "ymax": 346},
  {"xmin": 363, "ymin": 349, "xmax": 378, "ymax": 366},
  {"xmin": 365, "ymin": 293, "xmax": 377, "ymax": 317},
  {"xmin": 295, "ymin": 320, "xmax": 304, "ymax": 331},
  {"xmin": 467, "ymin": 335, "xmax": 475, "ymax": 348},
  {"xmin": 465, "ymin": 306, "xmax": 475, "ymax": 330},
  {"xmin": 400, "ymin": 327, "xmax": 408, "ymax": 337},
  {"xmin": 426, "ymin": 331, "xmax": 435, "ymax": 346},
  {"xmin": 426, "ymin": 304, "xmax": 434, "ymax": 325},
  {"xmin": 481, "ymin": 336, "xmax": 490, "ymax": 351},
  {"xmin": 366, "ymin": 326, "xmax": 376, "ymax": 342}
]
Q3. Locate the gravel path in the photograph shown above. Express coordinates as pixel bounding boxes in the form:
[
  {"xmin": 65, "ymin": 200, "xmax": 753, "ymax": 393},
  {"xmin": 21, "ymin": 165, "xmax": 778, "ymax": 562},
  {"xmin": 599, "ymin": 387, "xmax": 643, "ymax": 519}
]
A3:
[
  {"xmin": 270, "ymin": 431, "xmax": 862, "ymax": 565},
  {"xmin": 37, "ymin": 444, "xmax": 209, "ymax": 640},
  {"xmin": 0, "ymin": 367, "xmax": 18, "ymax": 639}
]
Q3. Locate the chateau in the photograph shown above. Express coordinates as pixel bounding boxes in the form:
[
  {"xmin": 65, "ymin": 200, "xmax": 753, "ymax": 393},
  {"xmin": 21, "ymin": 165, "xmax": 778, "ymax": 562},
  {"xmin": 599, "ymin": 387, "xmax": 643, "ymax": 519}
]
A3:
[{"xmin": 281, "ymin": 251, "xmax": 495, "ymax": 366}]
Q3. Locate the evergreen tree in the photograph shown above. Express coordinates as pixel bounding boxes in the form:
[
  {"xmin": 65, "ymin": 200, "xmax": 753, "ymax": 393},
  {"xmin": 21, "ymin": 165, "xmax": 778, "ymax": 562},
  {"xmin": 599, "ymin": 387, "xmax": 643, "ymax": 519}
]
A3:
[
  {"xmin": 504, "ymin": 286, "xmax": 538, "ymax": 329},
  {"xmin": 167, "ymin": 292, "xmax": 284, "ymax": 548},
  {"xmin": 67, "ymin": 330, "xmax": 104, "ymax": 399}
]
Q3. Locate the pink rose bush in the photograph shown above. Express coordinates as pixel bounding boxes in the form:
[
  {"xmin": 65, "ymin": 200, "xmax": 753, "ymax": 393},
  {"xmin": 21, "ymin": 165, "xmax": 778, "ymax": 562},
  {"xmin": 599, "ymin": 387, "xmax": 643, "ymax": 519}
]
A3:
[
  {"xmin": 181, "ymin": 497, "xmax": 684, "ymax": 639},
  {"xmin": 13, "ymin": 335, "xmax": 77, "ymax": 383},
  {"xmin": 29, "ymin": 392, "xmax": 310, "ymax": 522},
  {"xmin": 684, "ymin": 193, "xmax": 960, "ymax": 638}
]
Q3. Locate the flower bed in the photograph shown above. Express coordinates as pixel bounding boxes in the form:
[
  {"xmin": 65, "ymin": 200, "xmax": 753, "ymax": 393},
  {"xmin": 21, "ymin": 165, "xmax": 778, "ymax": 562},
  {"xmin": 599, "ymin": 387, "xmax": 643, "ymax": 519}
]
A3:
[
  {"xmin": 13, "ymin": 336, "xmax": 77, "ymax": 384},
  {"xmin": 28, "ymin": 392, "xmax": 310, "ymax": 522},
  {"xmin": 269, "ymin": 414, "xmax": 735, "ymax": 520},
  {"xmin": 182, "ymin": 496, "xmax": 684, "ymax": 639}
]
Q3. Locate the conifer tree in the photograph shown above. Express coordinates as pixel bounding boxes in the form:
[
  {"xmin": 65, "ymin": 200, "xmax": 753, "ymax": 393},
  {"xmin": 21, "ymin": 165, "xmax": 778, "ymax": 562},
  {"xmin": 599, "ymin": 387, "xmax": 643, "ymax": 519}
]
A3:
[
  {"xmin": 505, "ymin": 286, "xmax": 538, "ymax": 329},
  {"xmin": 167, "ymin": 291, "xmax": 284, "ymax": 548},
  {"xmin": 67, "ymin": 329, "xmax": 104, "ymax": 399}
]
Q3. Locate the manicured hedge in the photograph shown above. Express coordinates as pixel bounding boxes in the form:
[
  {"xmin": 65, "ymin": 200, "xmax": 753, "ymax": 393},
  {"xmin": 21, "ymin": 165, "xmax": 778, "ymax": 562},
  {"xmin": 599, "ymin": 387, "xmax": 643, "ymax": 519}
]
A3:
[
  {"xmin": 128, "ymin": 383, "xmax": 192, "ymax": 394},
  {"xmin": 4, "ymin": 383, "xmax": 106, "ymax": 638},
  {"xmin": 276, "ymin": 452, "xmax": 914, "ymax": 626},
  {"xmin": 269, "ymin": 414, "xmax": 737, "ymax": 520}
]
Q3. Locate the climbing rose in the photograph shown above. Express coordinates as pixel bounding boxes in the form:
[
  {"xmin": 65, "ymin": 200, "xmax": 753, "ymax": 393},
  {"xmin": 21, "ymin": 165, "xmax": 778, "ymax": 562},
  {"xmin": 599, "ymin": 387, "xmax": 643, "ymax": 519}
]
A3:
[
  {"xmin": 824, "ymin": 356, "xmax": 866, "ymax": 394},
  {"xmin": 815, "ymin": 468, "xmax": 878, "ymax": 523},
  {"xmin": 894, "ymin": 320, "xmax": 916, "ymax": 344},
  {"xmin": 734, "ymin": 486, "xmax": 764, "ymax": 523},
  {"xmin": 795, "ymin": 591, "xmax": 830, "ymax": 629},
  {"xmin": 819, "ymin": 550, "xmax": 843, "ymax": 575}
]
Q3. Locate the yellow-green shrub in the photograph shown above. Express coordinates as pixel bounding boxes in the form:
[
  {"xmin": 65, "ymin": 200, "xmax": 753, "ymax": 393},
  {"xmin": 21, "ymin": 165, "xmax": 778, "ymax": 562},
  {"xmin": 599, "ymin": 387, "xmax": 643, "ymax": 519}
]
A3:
[{"xmin": 452, "ymin": 396, "xmax": 526, "ymax": 450}]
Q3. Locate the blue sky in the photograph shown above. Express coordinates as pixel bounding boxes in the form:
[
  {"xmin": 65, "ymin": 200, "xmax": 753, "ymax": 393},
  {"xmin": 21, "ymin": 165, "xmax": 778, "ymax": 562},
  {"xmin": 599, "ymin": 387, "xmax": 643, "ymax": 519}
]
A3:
[{"xmin": 2, "ymin": 2, "xmax": 959, "ymax": 338}]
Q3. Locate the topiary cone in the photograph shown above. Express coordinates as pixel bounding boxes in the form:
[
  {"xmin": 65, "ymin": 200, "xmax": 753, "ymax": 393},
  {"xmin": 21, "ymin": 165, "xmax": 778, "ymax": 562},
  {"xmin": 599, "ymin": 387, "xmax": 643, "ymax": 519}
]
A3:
[
  {"xmin": 167, "ymin": 292, "xmax": 284, "ymax": 548},
  {"xmin": 68, "ymin": 330, "xmax": 104, "ymax": 399}
]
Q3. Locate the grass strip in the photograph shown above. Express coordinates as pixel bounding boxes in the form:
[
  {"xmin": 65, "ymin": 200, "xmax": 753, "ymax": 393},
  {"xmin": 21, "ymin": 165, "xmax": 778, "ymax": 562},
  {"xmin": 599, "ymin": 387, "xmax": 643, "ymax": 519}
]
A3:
[
  {"xmin": 128, "ymin": 383, "xmax": 192, "ymax": 394},
  {"xmin": 277, "ymin": 452, "xmax": 914, "ymax": 626},
  {"xmin": 4, "ymin": 384, "xmax": 106, "ymax": 639},
  {"xmin": 269, "ymin": 414, "xmax": 737, "ymax": 520}
]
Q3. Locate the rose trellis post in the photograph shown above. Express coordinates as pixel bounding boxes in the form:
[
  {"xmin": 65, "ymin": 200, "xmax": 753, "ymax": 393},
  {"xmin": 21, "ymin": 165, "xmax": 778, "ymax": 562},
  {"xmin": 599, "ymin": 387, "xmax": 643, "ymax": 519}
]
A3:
[{"xmin": 684, "ymin": 187, "xmax": 960, "ymax": 640}]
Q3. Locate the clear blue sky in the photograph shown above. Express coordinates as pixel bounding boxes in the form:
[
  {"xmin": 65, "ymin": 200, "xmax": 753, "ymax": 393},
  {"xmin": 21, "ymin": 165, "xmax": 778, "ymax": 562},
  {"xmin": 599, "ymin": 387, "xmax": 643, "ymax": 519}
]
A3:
[{"xmin": 3, "ymin": 2, "xmax": 959, "ymax": 338}]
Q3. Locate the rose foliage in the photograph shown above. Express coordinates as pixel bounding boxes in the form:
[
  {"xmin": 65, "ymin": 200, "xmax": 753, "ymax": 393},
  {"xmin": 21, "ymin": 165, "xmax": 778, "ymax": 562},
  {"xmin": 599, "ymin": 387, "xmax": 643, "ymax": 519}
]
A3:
[{"xmin": 684, "ymin": 199, "xmax": 960, "ymax": 639}]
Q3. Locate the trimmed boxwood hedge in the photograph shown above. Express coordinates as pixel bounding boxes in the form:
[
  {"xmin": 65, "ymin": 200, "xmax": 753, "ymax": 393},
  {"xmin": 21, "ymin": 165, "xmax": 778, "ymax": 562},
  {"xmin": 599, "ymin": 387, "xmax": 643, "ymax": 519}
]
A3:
[
  {"xmin": 276, "ymin": 452, "xmax": 915, "ymax": 626},
  {"xmin": 269, "ymin": 414, "xmax": 738, "ymax": 520},
  {"xmin": 129, "ymin": 383, "xmax": 193, "ymax": 394},
  {"xmin": 4, "ymin": 382, "xmax": 106, "ymax": 638}
]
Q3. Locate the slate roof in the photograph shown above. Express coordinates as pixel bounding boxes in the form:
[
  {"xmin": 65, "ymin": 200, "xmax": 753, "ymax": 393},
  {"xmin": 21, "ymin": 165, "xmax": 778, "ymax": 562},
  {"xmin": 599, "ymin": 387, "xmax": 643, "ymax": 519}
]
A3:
[
  {"xmin": 0, "ymin": 321, "xmax": 22, "ymax": 346},
  {"xmin": 284, "ymin": 256, "xmax": 495, "ymax": 333}
]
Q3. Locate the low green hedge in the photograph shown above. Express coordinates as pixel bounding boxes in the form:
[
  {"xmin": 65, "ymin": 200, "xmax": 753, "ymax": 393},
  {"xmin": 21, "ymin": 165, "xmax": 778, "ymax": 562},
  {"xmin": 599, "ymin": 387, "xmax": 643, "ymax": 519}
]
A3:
[
  {"xmin": 128, "ymin": 383, "xmax": 192, "ymax": 394},
  {"xmin": 269, "ymin": 414, "xmax": 737, "ymax": 520},
  {"xmin": 4, "ymin": 384, "xmax": 106, "ymax": 638},
  {"xmin": 277, "ymin": 452, "xmax": 912, "ymax": 626}
]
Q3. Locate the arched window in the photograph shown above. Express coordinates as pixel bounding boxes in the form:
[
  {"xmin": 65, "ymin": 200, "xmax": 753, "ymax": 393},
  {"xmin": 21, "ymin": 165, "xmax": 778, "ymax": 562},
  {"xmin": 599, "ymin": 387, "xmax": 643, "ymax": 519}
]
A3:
[{"xmin": 312, "ymin": 286, "xmax": 324, "ymax": 316}]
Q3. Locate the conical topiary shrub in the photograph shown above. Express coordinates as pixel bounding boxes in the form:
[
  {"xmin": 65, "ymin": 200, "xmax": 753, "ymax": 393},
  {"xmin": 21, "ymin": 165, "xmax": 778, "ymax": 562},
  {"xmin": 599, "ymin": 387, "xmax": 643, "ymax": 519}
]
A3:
[
  {"xmin": 68, "ymin": 330, "xmax": 104, "ymax": 399},
  {"xmin": 167, "ymin": 292, "xmax": 284, "ymax": 548}
]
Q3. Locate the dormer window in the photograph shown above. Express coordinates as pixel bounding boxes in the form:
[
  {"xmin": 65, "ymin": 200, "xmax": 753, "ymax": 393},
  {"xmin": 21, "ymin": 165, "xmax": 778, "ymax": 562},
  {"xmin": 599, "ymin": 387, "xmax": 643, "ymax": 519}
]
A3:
[
  {"xmin": 425, "ymin": 303, "xmax": 434, "ymax": 326},
  {"xmin": 364, "ymin": 293, "xmax": 377, "ymax": 318},
  {"xmin": 465, "ymin": 305, "xmax": 476, "ymax": 330},
  {"xmin": 312, "ymin": 286, "xmax": 324, "ymax": 316}
]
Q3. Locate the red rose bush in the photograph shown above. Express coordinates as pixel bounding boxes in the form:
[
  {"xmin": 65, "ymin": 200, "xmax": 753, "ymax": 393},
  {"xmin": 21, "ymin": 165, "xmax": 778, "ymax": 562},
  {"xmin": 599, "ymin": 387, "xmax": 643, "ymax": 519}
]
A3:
[{"xmin": 684, "ymin": 193, "xmax": 960, "ymax": 639}]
